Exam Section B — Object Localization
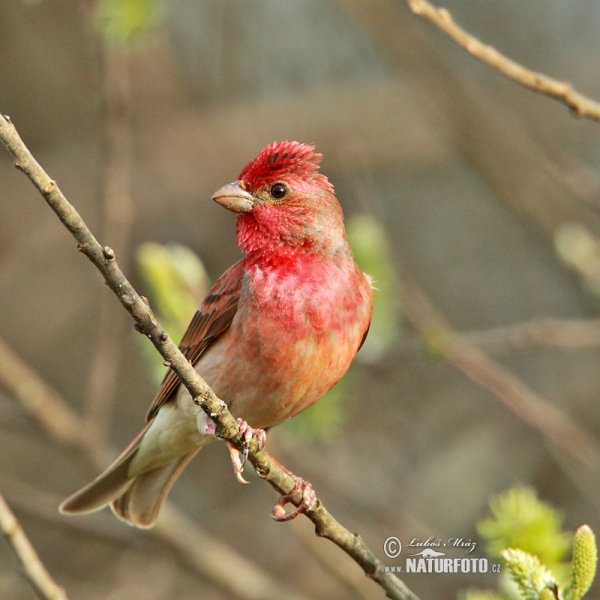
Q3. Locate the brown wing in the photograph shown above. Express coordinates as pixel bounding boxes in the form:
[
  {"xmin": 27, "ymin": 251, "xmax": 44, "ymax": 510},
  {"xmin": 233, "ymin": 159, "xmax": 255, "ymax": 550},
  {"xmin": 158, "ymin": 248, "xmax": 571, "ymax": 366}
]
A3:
[{"xmin": 145, "ymin": 259, "xmax": 245, "ymax": 421}]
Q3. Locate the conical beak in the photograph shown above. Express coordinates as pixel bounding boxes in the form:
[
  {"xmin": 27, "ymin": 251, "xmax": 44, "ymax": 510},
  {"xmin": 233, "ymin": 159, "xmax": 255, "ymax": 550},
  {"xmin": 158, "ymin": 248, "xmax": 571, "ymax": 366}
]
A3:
[{"xmin": 212, "ymin": 180, "xmax": 255, "ymax": 213}]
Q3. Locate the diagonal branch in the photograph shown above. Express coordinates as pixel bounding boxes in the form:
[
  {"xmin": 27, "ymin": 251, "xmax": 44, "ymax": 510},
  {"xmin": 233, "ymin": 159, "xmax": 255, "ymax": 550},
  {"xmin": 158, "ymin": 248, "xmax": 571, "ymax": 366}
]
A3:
[
  {"xmin": 399, "ymin": 268, "xmax": 600, "ymax": 472},
  {"xmin": 0, "ymin": 113, "xmax": 420, "ymax": 600},
  {"xmin": 0, "ymin": 489, "xmax": 68, "ymax": 600},
  {"xmin": 404, "ymin": 0, "xmax": 600, "ymax": 123}
]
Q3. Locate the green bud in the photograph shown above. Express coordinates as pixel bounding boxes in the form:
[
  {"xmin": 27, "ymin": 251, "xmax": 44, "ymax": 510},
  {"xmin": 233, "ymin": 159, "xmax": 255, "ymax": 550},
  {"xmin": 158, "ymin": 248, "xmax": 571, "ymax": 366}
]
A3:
[
  {"xmin": 564, "ymin": 525, "xmax": 597, "ymax": 600},
  {"xmin": 500, "ymin": 548, "xmax": 555, "ymax": 600},
  {"xmin": 539, "ymin": 588, "xmax": 557, "ymax": 600}
]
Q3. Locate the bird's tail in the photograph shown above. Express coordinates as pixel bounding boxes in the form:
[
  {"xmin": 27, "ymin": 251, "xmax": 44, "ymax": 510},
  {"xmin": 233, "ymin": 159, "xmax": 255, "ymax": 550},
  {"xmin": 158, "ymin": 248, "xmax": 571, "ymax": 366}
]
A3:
[{"xmin": 59, "ymin": 423, "xmax": 201, "ymax": 528}]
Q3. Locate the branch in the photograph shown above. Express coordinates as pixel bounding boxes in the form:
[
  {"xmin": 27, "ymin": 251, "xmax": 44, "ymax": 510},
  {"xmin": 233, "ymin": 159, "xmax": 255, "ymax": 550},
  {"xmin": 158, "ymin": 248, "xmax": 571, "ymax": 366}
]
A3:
[
  {"xmin": 0, "ymin": 114, "xmax": 420, "ymax": 600},
  {"xmin": 394, "ymin": 317, "xmax": 600, "ymax": 357},
  {"xmin": 0, "ymin": 489, "xmax": 68, "ymax": 600},
  {"xmin": 399, "ymin": 270, "xmax": 600, "ymax": 472},
  {"xmin": 334, "ymin": 0, "xmax": 595, "ymax": 246},
  {"xmin": 462, "ymin": 317, "xmax": 600, "ymax": 353},
  {"xmin": 404, "ymin": 0, "xmax": 600, "ymax": 123}
]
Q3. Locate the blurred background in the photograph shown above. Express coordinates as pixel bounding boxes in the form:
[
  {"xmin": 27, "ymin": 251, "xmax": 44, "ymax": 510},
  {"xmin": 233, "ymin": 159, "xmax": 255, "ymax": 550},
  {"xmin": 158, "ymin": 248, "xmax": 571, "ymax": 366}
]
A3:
[{"xmin": 1, "ymin": 0, "xmax": 600, "ymax": 598}]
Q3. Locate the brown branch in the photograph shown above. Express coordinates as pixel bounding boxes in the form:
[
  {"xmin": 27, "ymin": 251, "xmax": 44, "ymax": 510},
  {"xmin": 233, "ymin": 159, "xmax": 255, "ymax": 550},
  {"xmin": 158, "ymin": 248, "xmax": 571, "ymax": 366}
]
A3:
[
  {"xmin": 1, "ymin": 475, "xmax": 137, "ymax": 545},
  {"xmin": 334, "ymin": 0, "xmax": 597, "ymax": 250},
  {"xmin": 0, "ymin": 113, "xmax": 420, "ymax": 600},
  {"xmin": 0, "ymin": 489, "xmax": 68, "ymax": 600},
  {"xmin": 394, "ymin": 317, "xmax": 600, "ymax": 358},
  {"xmin": 404, "ymin": 0, "xmax": 600, "ymax": 123},
  {"xmin": 462, "ymin": 317, "xmax": 600, "ymax": 353},
  {"xmin": 400, "ymin": 270, "xmax": 600, "ymax": 472},
  {"xmin": 0, "ymin": 336, "xmax": 97, "ymax": 455}
]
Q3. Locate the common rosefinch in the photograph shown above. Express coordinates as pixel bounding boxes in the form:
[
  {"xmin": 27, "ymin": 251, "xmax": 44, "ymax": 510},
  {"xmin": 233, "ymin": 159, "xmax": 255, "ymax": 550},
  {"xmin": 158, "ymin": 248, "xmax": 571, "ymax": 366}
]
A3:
[{"xmin": 60, "ymin": 141, "xmax": 373, "ymax": 527}]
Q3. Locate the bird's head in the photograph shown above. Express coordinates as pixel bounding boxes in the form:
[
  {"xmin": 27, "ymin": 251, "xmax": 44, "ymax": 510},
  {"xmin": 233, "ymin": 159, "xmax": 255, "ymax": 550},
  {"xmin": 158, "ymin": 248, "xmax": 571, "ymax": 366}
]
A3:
[{"xmin": 212, "ymin": 141, "xmax": 347, "ymax": 256}]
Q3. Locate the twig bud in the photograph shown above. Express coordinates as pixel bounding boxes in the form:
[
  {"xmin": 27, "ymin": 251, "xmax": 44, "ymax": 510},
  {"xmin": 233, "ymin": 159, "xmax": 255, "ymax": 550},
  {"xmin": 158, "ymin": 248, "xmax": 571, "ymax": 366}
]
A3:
[{"xmin": 102, "ymin": 246, "xmax": 116, "ymax": 261}]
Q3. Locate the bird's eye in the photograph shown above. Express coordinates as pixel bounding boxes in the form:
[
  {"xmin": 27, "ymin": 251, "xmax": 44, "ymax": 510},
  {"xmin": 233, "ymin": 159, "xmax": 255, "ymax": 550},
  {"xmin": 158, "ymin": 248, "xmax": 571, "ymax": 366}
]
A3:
[{"xmin": 269, "ymin": 183, "xmax": 287, "ymax": 199}]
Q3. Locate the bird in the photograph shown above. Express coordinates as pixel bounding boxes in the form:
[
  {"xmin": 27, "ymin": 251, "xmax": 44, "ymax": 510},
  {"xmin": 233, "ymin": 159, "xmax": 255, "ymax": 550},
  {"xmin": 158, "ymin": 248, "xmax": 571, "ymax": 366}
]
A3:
[{"xmin": 60, "ymin": 141, "xmax": 374, "ymax": 528}]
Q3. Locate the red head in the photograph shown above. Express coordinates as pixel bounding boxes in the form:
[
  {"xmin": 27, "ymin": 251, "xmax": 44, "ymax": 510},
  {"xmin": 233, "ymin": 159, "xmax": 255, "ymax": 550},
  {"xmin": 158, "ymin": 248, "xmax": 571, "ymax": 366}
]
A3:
[
  {"xmin": 213, "ymin": 141, "xmax": 347, "ymax": 257},
  {"xmin": 237, "ymin": 141, "xmax": 333, "ymax": 196}
]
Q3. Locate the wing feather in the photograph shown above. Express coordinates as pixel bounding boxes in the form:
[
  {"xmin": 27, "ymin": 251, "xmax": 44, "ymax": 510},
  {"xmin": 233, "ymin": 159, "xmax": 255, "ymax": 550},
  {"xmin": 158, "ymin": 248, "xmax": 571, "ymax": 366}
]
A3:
[{"xmin": 145, "ymin": 259, "xmax": 244, "ymax": 421}]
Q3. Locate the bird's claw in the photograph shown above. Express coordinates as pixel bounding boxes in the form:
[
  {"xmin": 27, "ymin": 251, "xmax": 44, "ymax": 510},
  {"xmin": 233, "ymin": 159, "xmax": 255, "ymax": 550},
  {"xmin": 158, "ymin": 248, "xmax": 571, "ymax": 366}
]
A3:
[
  {"xmin": 226, "ymin": 419, "xmax": 266, "ymax": 484},
  {"xmin": 237, "ymin": 418, "xmax": 266, "ymax": 468},
  {"xmin": 227, "ymin": 442, "xmax": 250, "ymax": 484},
  {"xmin": 241, "ymin": 444, "xmax": 250, "ymax": 470},
  {"xmin": 271, "ymin": 476, "xmax": 317, "ymax": 522}
]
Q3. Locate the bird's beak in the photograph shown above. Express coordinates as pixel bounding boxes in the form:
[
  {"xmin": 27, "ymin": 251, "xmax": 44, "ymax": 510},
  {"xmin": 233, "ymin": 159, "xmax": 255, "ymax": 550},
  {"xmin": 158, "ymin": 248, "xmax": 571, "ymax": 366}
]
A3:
[{"xmin": 212, "ymin": 180, "xmax": 255, "ymax": 213}]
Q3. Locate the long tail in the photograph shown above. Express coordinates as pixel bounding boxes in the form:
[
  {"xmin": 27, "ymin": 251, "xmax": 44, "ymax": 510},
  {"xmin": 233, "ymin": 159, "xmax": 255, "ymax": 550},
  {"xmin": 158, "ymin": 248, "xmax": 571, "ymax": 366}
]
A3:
[{"xmin": 59, "ymin": 424, "xmax": 200, "ymax": 528}]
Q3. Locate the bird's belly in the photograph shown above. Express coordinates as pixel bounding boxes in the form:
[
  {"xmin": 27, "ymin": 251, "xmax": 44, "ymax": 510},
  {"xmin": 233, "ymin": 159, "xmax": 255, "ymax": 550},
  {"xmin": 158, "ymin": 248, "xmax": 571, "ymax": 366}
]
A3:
[{"xmin": 200, "ymin": 309, "xmax": 364, "ymax": 429}]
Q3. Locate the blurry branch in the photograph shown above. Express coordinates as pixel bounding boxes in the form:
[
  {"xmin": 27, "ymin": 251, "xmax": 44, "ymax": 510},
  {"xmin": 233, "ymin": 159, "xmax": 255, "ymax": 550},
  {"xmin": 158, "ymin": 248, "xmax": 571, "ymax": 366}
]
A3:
[
  {"xmin": 0, "ymin": 489, "xmax": 68, "ymax": 600},
  {"xmin": 0, "ymin": 115, "xmax": 420, "ymax": 600},
  {"xmin": 404, "ymin": 0, "xmax": 600, "ymax": 124},
  {"xmin": 399, "ymin": 268, "xmax": 600, "ymax": 472},
  {"xmin": 395, "ymin": 317, "xmax": 600, "ymax": 357},
  {"xmin": 0, "ymin": 337, "xmax": 100, "ymax": 457},
  {"xmin": 334, "ymin": 0, "xmax": 598, "ymax": 241},
  {"xmin": 461, "ymin": 317, "xmax": 600, "ymax": 353},
  {"xmin": 291, "ymin": 519, "xmax": 376, "ymax": 600},
  {"xmin": 84, "ymin": 0, "xmax": 156, "ymax": 444},
  {"xmin": 1, "ymin": 476, "xmax": 137, "ymax": 545},
  {"xmin": 154, "ymin": 506, "xmax": 310, "ymax": 600},
  {"xmin": 84, "ymin": 41, "xmax": 134, "ymax": 443},
  {"xmin": 546, "ymin": 153, "xmax": 600, "ymax": 216}
]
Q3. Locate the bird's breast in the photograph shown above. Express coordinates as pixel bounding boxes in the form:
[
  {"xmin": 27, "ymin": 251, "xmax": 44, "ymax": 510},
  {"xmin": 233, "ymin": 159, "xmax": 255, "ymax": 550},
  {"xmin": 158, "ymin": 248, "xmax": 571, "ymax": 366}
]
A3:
[{"xmin": 208, "ymin": 252, "xmax": 373, "ymax": 428}]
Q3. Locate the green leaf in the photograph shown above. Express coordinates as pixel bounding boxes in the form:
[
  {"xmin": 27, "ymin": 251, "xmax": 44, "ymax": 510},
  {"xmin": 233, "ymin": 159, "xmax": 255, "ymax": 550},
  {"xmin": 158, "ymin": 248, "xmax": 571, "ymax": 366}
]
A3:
[
  {"xmin": 136, "ymin": 242, "xmax": 208, "ymax": 382},
  {"xmin": 96, "ymin": 0, "xmax": 162, "ymax": 47},
  {"xmin": 478, "ymin": 487, "xmax": 571, "ymax": 567},
  {"xmin": 346, "ymin": 214, "xmax": 401, "ymax": 361}
]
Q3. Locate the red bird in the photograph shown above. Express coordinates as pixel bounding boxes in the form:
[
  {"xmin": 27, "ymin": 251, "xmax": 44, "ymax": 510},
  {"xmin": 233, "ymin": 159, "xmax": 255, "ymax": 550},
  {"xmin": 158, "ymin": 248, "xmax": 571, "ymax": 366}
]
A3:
[{"xmin": 60, "ymin": 141, "xmax": 373, "ymax": 527}]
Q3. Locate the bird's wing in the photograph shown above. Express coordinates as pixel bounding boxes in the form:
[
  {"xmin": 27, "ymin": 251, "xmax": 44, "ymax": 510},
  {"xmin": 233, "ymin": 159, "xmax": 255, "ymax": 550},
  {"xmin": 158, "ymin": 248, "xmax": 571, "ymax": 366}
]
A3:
[{"xmin": 145, "ymin": 259, "xmax": 245, "ymax": 421}]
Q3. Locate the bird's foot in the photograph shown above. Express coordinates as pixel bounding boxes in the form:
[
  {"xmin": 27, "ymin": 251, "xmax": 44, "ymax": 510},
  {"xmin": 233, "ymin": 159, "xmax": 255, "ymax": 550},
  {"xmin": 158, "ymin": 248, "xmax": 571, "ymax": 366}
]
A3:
[
  {"xmin": 225, "ymin": 419, "xmax": 266, "ymax": 485},
  {"xmin": 271, "ymin": 476, "xmax": 317, "ymax": 522},
  {"xmin": 237, "ymin": 419, "xmax": 267, "ymax": 467},
  {"xmin": 227, "ymin": 442, "xmax": 250, "ymax": 484}
]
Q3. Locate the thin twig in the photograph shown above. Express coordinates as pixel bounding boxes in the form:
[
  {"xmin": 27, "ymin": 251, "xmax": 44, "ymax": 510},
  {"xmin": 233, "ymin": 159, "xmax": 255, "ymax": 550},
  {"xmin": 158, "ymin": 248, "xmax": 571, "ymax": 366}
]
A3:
[
  {"xmin": 404, "ymin": 0, "xmax": 600, "ymax": 123},
  {"xmin": 0, "ymin": 113, "xmax": 420, "ymax": 600},
  {"xmin": 400, "ymin": 269, "xmax": 600, "ymax": 472},
  {"xmin": 0, "ymin": 489, "xmax": 68, "ymax": 600}
]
